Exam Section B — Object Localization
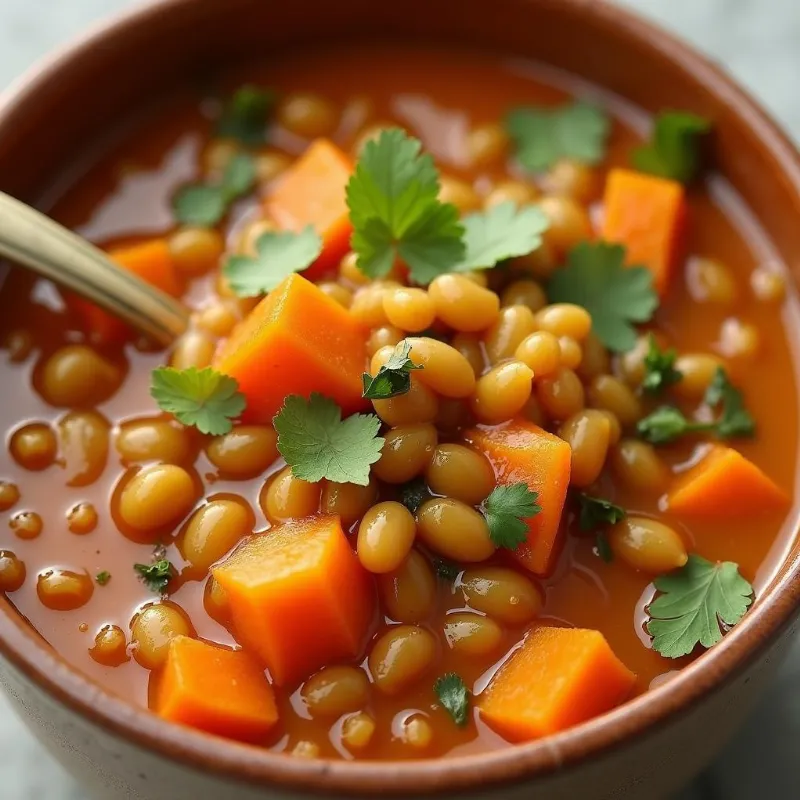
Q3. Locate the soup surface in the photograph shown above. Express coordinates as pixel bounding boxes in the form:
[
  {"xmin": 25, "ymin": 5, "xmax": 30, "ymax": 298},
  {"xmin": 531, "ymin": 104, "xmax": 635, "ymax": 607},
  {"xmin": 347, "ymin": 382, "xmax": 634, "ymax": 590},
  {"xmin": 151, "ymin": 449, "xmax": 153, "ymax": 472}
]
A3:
[{"xmin": 0, "ymin": 42, "xmax": 798, "ymax": 759}]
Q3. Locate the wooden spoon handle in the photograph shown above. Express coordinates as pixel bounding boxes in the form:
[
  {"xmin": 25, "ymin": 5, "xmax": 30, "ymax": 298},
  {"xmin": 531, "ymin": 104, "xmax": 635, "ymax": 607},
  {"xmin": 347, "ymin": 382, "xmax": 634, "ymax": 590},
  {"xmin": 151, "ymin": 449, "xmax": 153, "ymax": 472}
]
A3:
[{"xmin": 0, "ymin": 191, "xmax": 189, "ymax": 347}]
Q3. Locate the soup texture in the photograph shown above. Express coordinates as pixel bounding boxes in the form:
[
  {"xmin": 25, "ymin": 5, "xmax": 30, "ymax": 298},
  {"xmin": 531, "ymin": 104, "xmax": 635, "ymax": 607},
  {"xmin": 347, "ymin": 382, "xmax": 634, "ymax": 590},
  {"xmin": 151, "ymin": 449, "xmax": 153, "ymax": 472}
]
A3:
[{"xmin": 0, "ymin": 42, "xmax": 797, "ymax": 760}]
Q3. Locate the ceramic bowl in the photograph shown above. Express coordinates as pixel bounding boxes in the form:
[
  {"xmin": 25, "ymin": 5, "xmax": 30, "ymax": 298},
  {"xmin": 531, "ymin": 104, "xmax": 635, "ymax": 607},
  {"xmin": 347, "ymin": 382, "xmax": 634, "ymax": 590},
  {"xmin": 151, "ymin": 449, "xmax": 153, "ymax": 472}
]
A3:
[{"xmin": 1, "ymin": 1, "xmax": 799, "ymax": 798}]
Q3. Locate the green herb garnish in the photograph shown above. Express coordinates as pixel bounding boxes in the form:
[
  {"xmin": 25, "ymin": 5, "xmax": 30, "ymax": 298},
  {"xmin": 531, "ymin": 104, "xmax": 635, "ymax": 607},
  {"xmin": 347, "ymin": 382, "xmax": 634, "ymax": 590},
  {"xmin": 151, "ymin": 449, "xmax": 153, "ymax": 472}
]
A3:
[
  {"xmin": 216, "ymin": 85, "xmax": 276, "ymax": 146},
  {"xmin": 399, "ymin": 477, "xmax": 430, "ymax": 515},
  {"xmin": 577, "ymin": 493, "xmax": 626, "ymax": 531},
  {"xmin": 482, "ymin": 482, "xmax": 541, "ymax": 551},
  {"xmin": 434, "ymin": 673, "xmax": 471, "ymax": 727},
  {"xmin": 433, "ymin": 559, "xmax": 460, "ymax": 581},
  {"xmin": 596, "ymin": 532, "xmax": 613, "ymax": 564},
  {"xmin": 632, "ymin": 111, "xmax": 711, "ymax": 184},
  {"xmin": 362, "ymin": 340, "xmax": 422, "ymax": 400},
  {"xmin": 642, "ymin": 334, "xmax": 682, "ymax": 394},
  {"xmin": 134, "ymin": 559, "xmax": 174, "ymax": 595},
  {"xmin": 95, "ymin": 571, "xmax": 111, "ymax": 586}
]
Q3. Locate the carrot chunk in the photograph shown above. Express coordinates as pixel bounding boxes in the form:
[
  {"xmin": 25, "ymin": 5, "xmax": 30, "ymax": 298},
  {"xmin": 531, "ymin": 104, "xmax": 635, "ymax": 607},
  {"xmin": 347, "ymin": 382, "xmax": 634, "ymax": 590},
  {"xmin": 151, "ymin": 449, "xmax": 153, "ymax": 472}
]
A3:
[
  {"xmin": 466, "ymin": 421, "xmax": 571, "ymax": 576},
  {"xmin": 214, "ymin": 274, "xmax": 368, "ymax": 423},
  {"xmin": 601, "ymin": 168, "xmax": 686, "ymax": 295},
  {"xmin": 479, "ymin": 627, "xmax": 636, "ymax": 740},
  {"xmin": 265, "ymin": 139, "xmax": 353, "ymax": 281},
  {"xmin": 212, "ymin": 515, "xmax": 375, "ymax": 686},
  {"xmin": 156, "ymin": 636, "xmax": 278, "ymax": 743},
  {"xmin": 668, "ymin": 445, "xmax": 789, "ymax": 517},
  {"xmin": 71, "ymin": 239, "xmax": 183, "ymax": 343}
]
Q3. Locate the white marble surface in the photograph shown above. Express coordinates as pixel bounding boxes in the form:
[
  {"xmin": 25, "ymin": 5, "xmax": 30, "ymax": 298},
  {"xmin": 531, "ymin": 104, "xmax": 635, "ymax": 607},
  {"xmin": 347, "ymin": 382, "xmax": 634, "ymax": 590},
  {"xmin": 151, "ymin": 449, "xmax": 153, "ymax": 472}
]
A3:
[{"xmin": 1, "ymin": 1, "xmax": 799, "ymax": 798}]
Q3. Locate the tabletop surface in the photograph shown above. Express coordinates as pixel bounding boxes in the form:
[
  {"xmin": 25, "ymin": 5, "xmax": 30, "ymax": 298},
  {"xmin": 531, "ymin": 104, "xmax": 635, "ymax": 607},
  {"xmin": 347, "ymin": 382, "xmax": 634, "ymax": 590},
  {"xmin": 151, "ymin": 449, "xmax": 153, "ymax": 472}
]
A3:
[{"xmin": 0, "ymin": 1, "xmax": 798, "ymax": 797}]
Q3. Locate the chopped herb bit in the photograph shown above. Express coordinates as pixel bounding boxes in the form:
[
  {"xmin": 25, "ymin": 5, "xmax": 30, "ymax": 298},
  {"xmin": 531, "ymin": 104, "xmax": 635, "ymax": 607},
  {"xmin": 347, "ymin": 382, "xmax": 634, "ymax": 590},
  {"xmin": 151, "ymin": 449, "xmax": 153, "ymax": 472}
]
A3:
[
  {"xmin": 595, "ymin": 531, "xmax": 613, "ymax": 564},
  {"xmin": 548, "ymin": 242, "xmax": 658, "ymax": 352},
  {"xmin": 216, "ymin": 85, "xmax": 276, "ymax": 146},
  {"xmin": 273, "ymin": 393, "xmax": 383, "ymax": 486},
  {"xmin": 433, "ymin": 673, "xmax": 471, "ymax": 727},
  {"xmin": 223, "ymin": 226, "xmax": 322, "ymax": 297},
  {"xmin": 151, "ymin": 366, "xmax": 246, "ymax": 436},
  {"xmin": 636, "ymin": 406, "xmax": 713, "ymax": 445},
  {"xmin": 346, "ymin": 128, "xmax": 465, "ymax": 284},
  {"xmin": 134, "ymin": 559, "xmax": 173, "ymax": 595},
  {"xmin": 455, "ymin": 202, "xmax": 549, "ymax": 271},
  {"xmin": 434, "ymin": 559, "xmax": 460, "ymax": 581},
  {"xmin": 642, "ymin": 334, "xmax": 682, "ymax": 394},
  {"xmin": 647, "ymin": 554, "xmax": 753, "ymax": 658},
  {"xmin": 172, "ymin": 152, "xmax": 256, "ymax": 227},
  {"xmin": 577, "ymin": 493, "xmax": 626, "ymax": 532},
  {"xmin": 399, "ymin": 477, "xmax": 430, "ymax": 515},
  {"xmin": 505, "ymin": 101, "xmax": 611, "ymax": 173},
  {"xmin": 632, "ymin": 111, "xmax": 711, "ymax": 184},
  {"xmin": 482, "ymin": 482, "xmax": 541, "ymax": 551},
  {"xmin": 95, "ymin": 571, "xmax": 112, "ymax": 586},
  {"xmin": 704, "ymin": 367, "xmax": 756, "ymax": 439},
  {"xmin": 362, "ymin": 339, "xmax": 423, "ymax": 400}
]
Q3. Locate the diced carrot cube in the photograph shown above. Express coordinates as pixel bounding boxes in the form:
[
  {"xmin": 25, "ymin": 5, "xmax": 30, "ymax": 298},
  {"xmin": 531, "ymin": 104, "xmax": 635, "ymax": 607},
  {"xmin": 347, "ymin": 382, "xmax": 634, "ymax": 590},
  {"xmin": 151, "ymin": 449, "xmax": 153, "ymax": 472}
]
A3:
[
  {"xmin": 214, "ymin": 274, "xmax": 368, "ymax": 423},
  {"xmin": 601, "ymin": 168, "xmax": 686, "ymax": 295},
  {"xmin": 212, "ymin": 515, "xmax": 375, "ymax": 686},
  {"xmin": 156, "ymin": 636, "xmax": 278, "ymax": 743},
  {"xmin": 668, "ymin": 445, "xmax": 789, "ymax": 517},
  {"xmin": 466, "ymin": 421, "xmax": 571, "ymax": 576},
  {"xmin": 265, "ymin": 139, "xmax": 353, "ymax": 281},
  {"xmin": 479, "ymin": 627, "xmax": 636, "ymax": 740}
]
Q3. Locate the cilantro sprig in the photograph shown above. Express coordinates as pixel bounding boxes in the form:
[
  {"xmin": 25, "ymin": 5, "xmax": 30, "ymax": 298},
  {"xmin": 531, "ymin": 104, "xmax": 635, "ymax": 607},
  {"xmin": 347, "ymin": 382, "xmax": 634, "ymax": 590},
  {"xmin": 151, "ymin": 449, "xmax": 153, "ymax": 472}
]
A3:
[
  {"xmin": 548, "ymin": 242, "xmax": 658, "ymax": 352},
  {"xmin": 577, "ymin": 493, "xmax": 626, "ymax": 531},
  {"xmin": 216, "ymin": 85, "xmax": 275, "ymax": 146},
  {"xmin": 151, "ymin": 366, "xmax": 246, "ymax": 435},
  {"xmin": 642, "ymin": 334, "xmax": 682, "ymax": 394},
  {"xmin": 482, "ymin": 482, "xmax": 541, "ymax": 551},
  {"xmin": 223, "ymin": 226, "xmax": 322, "ymax": 296},
  {"xmin": 273, "ymin": 393, "xmax": 383, "ymax": 486},
  {"xmin": 434, "ymin": 559, "xmax": 460, "ymax": 581},
  {"xmin": 95, "ymin": 571, "xmax": 111, "ymax": 586},
  {"xmin": 633, "ymin": 111, "xmax": 711, "ymax": 184},
  {"xmin": 134, "ymin": 559, "xmax": 174, "ymax": 595},
  {"xmin": 505, "ymin": 101, "xmax": 611, "ymax": 173},
  {"xmin": 647, "ymin": 554, "xmax": 753, "ymax": 658},
  {"xmin": 173, "ymin": 152, "xmax": 256, "ymax": 227},
  {"xmin": 434, "ymin": 673, "xmax": 471, "ymax": 727},
  {"xmin": 399, "ymin": 477, "xmax": 431, "ymax": 515},
  {"xmin": 362, "ymin": 340, "xmax": 422, "ymax": 400},
  {"xmin": 346, "ymin": 128, "xmax": 465, "ymax": 283}
]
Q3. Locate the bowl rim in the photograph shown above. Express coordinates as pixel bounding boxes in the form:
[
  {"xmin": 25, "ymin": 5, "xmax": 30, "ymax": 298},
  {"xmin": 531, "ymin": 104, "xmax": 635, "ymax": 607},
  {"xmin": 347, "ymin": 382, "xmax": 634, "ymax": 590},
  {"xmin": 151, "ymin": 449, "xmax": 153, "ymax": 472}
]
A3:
[{"xmin": 1, "ymin": 0, "xmax": 800, "ymax": 794}]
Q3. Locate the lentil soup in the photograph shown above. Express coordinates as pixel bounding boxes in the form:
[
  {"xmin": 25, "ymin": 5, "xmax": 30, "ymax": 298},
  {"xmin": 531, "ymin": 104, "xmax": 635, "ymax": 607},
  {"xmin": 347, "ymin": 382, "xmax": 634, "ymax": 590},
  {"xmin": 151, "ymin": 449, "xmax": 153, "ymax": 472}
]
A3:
[{"xmin": 0, "ymin": 42, "xmax": 797, "ymax": 760}]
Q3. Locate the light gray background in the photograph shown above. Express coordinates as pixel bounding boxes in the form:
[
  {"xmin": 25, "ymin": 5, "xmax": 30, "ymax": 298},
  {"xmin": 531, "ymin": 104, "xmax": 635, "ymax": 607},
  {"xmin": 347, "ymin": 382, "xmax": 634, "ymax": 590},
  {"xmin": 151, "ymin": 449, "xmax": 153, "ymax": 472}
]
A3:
[{"xmin": 1, "ymin": 1, "xmax": 799, "ymax": 798}]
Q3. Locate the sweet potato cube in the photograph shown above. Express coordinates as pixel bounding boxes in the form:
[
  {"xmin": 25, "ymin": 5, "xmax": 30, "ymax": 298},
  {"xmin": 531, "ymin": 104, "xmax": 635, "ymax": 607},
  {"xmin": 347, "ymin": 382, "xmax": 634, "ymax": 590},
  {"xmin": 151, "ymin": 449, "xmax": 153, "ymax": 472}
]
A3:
[
  {"xmin": 601, "ymin": 168, "xmax": 686, "ymax": 295},
  {"xmin": 156, "ymin": 636, "xmax": 278, "ymax": 743},
  {"xmin": 265, "ymin": 138, "xmax": 353, "ymax": 280},
  {"xmin": 479, "ymin": 627, "xmax": 636, "ymax": 741},
  {"xmin": 213, "ymin": 274, "xmax": 368, "ymax": 423},
  {"xmin": 668, "ymin": 445, "xmax": 789, "ymax": 517},
  {"xmin": 213, "ymin": 515, "xmax": 375, "ymax": 686},
  {"xmin": 466, "ymin": 421, "xmax": 571, "ymax": 576}
]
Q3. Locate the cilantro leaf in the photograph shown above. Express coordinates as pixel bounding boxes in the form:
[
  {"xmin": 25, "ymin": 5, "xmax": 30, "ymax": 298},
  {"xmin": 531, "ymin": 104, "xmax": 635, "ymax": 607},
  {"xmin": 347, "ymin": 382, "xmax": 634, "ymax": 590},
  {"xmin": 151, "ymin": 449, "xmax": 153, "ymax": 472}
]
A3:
[
  {"xmin": 273, "ymin": 393, "xmax": 383, "ymax": 486},
  {"xmin": 505, "ymin": 101, "xmax": 611, "ymax": 173},
  {"xmin": 548, "ymin": 242, "xmax": 659, "ymax": 352},
  {"xmin": 434, "ymin": 559, "xmax": 460, "ymax": 581},
  {"xmin": 223, "ymin": 226, "xmax": 322, "ymax": 296},
  {"xmin": 596, "ymin": 532, "xmax": 613, "ymax": 564},
  {"xmin": 151, "ymin": 366, "xmax": 246, "ymax": 435},
  {"xmin": 704, "ymin": 367, "xmax": 756, "ymax": 439},
  {"xmin": 434, "ymin": 673, "xmax": 470, "ymax": 727},
  {"xmin": 172, "ymin": 153, "xmax": 256, "ymax": 227},
  {"xmin": 134, "ymin": 559, "xmax": 174, "ymax": 595},
  {"xmin": 633, "ymin": 111, "xmax": 711, "ymax": 184},
  {"xmin": 647, "ymin": 554, "xmax": 753, "ymax": 658},
  {"xmin": 482, "ymin": 482, "xmax": 541, "ymax": 550},
  {"xmin": 362, "ymin": 339, "xmax": 422, "ymax": 400},
  {"xmin": 642, "ymin": 333, "xmax": 682, "ymax": 394},
  {"xmin": 95, "ymin": 571, "xmax": 111, "ymax": 586},
  {"xmin": 636, "ymin": 406, "xmax": 714, "ymax": 445},
  {"xmin": 216, "ymin": 85, "xmax": 275, "ymax": 146},
  {"xmin": 455, "ymin": 202, "xmax": 549, "ymax": 271},
  {"xmin": 577, "ymin": 493, "xmax": 626, "ymax": 532},
  {"xmin": 399, "ymin": 477, "xmax": 430, "ymax": 514},
  {"xmin": 346, "ymin": 128, "xmax": 465, "ymax": 283}
]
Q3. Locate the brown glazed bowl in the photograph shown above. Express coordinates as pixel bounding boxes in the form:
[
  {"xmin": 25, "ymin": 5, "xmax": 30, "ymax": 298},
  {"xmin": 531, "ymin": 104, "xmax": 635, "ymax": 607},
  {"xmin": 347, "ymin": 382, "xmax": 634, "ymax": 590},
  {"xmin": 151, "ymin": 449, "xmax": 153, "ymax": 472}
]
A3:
[{"xmin": 1, "ymin": 1, "xmax": 800, "ymax": 798}]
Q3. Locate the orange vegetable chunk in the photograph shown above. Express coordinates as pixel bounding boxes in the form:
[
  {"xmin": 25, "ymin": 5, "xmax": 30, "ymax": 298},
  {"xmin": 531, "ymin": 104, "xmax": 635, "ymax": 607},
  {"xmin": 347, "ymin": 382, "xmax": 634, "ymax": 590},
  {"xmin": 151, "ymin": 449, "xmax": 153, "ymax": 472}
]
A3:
[
  {"xmin": 156, "ymin": 635, "xmax": 278, "ymax": 743},
  {"xmin": 479, "ymin": 627, "xmax": 636, "ymax": 740},
  {"xmin": 265, "ymin": 138, "xmax": 353, "ymax": 281},
  {"xmin": 466, "ymin": 420, "xmax": 571, "ymax": 576},
  {"xmin": 213, "ymin": 515, "xmax": 375, "ymax": 686},
  {"xmin": 668, "ymin": 445, "xmax": 789, "ymax": 517},
  {"xmin": 71, "ymin": 239, "xmax": 183, "ymax": 343},
  {"xmin": 601, "ymin": 168, "xmax": 686, "ymax": 295},
  {"xmin": 214, "ymin": 274, "xmax": 368, "ymax": 424}
]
